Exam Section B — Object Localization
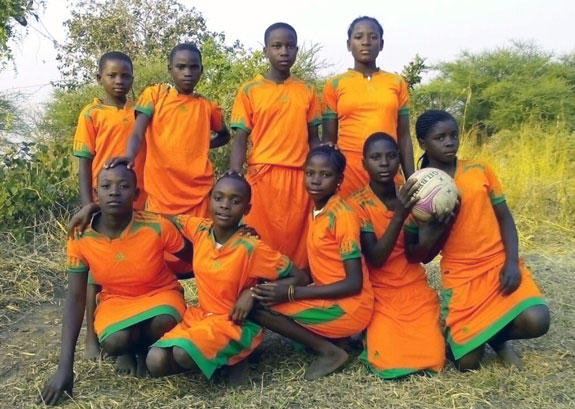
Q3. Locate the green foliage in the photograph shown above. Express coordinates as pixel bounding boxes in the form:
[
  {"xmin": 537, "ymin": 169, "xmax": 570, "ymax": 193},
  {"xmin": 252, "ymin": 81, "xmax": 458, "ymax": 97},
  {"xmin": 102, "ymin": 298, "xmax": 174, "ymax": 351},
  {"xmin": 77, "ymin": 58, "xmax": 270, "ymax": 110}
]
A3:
[
  {"xmin": 0, "ymin": 140, "xmax": 77, "ymax": 239},
  {"xmin": 401, "ymin": 54, "xmax": 428, "ymax": 90},
  {"xmin": 0, "ymin": 0, "xmax": 44, "ymax": 65},
  {"xmin": 411, "ymin": 42, "xmax": 575, "ymax": 134}
]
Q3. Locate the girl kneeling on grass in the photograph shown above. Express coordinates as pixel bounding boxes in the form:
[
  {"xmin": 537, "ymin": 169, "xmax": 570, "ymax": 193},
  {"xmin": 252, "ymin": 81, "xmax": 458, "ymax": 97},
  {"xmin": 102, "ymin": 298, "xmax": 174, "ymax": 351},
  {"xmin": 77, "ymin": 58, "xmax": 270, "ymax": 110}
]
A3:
[
  {"xmin": 348, "ymin": 132, "xmax": 445, "ymax": 379},
  {"xmin": 250, "ymin": 144, "xmax": 375, "ymax": 381},
  {"xmin": 40, "ymin": 164, "xmax": 192, "ymax": 406},
  {"xmin": 405, "ymin": 110, "xmax": 550, "ymax": 371},
  {"xmin": 145, "ymin": 172, "xmax": 309, "ymax": 383}
]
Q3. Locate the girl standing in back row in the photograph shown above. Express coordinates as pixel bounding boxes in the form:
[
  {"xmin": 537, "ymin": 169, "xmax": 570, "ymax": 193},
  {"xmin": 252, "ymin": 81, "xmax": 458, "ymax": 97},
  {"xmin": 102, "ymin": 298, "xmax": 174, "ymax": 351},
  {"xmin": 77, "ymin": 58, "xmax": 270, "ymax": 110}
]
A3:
[{"xmin": 322, "ymin": 16, "xmax": 415, "ymax": 197}]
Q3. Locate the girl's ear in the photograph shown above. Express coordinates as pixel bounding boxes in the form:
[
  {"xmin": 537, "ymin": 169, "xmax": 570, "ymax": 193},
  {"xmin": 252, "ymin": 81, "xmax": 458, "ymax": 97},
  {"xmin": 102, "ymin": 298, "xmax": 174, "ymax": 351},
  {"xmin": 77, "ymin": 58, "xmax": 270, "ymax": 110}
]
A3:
[
  {"xmin": 346, "ymin": 39, "xmax": 351, "ymax": 52},
  {"xmin": 96, "ymin": 73, "xmax": 102, "ymax": 84},
  {"xmin": 244, "ymin": 203, "xmax": 252, "ymax": 216},
  {"xmin": 380, "ymin": 38, "xmax": 384, "ymax": 51},
  {"xmin": 417, "ymin": 138, "xmax": 426, "ymax": 150},
  {"xmin": 362, "ymin": 157, "xmax": 368, "ymax": 171},
  {"xmin": 133, "ymin": 187, "xmax": 140, "ymax": 202},
  {"xmin": 93, "ymin": 187, "xmax": 99, "ymax": 201}
]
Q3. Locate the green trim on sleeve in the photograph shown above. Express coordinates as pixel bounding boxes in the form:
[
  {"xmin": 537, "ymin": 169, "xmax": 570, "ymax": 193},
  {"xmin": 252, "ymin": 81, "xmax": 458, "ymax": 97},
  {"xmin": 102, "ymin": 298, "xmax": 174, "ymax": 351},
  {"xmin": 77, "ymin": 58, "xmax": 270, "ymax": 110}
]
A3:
[
  {"xmin": 229, "ymin": 119, "xmax": 251, "ymax": 134},
  {"xmin": 490, "ymin": 193, "xmax": 506, "ymax": 205},
  {"xmin": 340, "ymin": 241, "xmax": 361, "ymax": 261},
  {"xmin": 307, "ymin": 117, "xmax": 322, "ymax": 127},
  {"xmin": 404, "ymin": 223, "xmax": 419, "ymax": 233},
  {"xmin": 398, "ymin": 106, "xmax": 410, "ymax": 116},
  {"xmin": 277, "ymin": 259, "xmax": 294, "ymax": 279},
  {"xmin": 135, "ymin": 103, "xmax": 154, "ymax": 118}
]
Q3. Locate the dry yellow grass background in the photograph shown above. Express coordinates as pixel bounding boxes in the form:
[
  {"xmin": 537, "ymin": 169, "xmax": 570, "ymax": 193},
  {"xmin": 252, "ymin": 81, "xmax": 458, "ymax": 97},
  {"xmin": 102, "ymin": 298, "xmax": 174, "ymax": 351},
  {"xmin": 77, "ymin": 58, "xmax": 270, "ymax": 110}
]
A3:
[{"xmin": 0, "ymin": 124, "xmax": 574, "ymax": 409}]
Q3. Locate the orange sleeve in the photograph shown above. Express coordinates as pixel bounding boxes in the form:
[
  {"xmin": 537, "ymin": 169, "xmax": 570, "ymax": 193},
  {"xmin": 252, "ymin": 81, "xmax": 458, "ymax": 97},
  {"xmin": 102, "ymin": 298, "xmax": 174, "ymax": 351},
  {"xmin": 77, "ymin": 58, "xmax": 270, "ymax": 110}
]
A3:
[
  {"xmin": 160, "ymin": 217, "xmax": 185, "ymax": 254},
  {"xmin": 230, "ymin": 86, "xmax": 253, "ymax": 133},
  {"xmin": 321, "ymin": 78, "xmax": 338, "ymax": 119},
  {"xmin": 66, "ymin": 238, "xmax": 89, "ymax": 274},
  {"xmin": 398, "ymin": 76, "xmax": 410, "ymax": 116},
  {"xmin": 333, "ymin": 210, "xmax": 362, "ymax": 261},
  {"xmin": 135, "ymin": 85, "xmax": 158, "ymax": 118},
  {"xmin": 72, "ymin": 106, "xmax": 96, "ymax": 159},
  {"xmin": 248, "ymin": 241, "xmax": 294, "ymax": 281},
  {"xmin": 172, "ymin": 215, "xmax": 206, "ymax": 246},
  {"xmin": 484, "ymin": 162, "xmax": 506, "ymax": 205},
  {"xmin": 209, "ymin": 100, "xmax": 224, "ymax": 132},
  {"xmin": 307, "ymin": 87, "xmax": 322, "ymax": 126}
]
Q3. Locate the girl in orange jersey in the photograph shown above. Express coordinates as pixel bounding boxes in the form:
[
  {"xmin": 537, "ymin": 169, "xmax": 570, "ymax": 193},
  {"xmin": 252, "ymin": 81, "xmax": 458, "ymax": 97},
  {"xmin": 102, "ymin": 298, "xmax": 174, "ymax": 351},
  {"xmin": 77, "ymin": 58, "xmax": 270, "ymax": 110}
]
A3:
[
  {"xmin": 107, "ymin": 43, "xmax": 230, "ymax": 217},
  {"xmin": 348, "ymin": 132, "xmax": 445, "ymax": 379},
  {"xmin": 229, "ymin": 22, "xmax": 321, "ymax": 269},
  {"xmin": 251, "ymin": 144, "xmax": 374, "ymax": 381},
  {"xmin": 39, "ymin": 164, "xmax": 191, "ymax": 406},
  {"xmin": 73, "ymin": 51, "xmax": 146, "ymax": 361},
  {"xmin": 405, "ymin": 110, "xmax": 550, "ymax": 371},
  {"xmin": 322, "ymin": 16, "xmax": 415, "ymax": 197},
  {"xmin": 145, "ymin": 173, "xmax": 308, "ymax": 384}
]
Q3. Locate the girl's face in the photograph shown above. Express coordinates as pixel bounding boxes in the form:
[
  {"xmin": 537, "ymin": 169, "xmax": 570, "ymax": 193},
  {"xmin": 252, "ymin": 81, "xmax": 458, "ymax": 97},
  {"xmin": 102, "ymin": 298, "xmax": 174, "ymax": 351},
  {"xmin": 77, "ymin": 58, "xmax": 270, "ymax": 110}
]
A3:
[
  {"xmin": 419, "ymin": 120, "xmax": 460, "ymax": 164},
  {"xmin": 210, "ymin": 177, "xmax": 251, "ymax": 230},
  {"xmin": 305, "ymin": 154, "xmax": 342, "ymax": 204},
  {"xmin": 169, "ymin": 50, "xmax": 202, "ymax": 94},
  {"xmin": 264, "ymin": 27, "xmax": 298, "ymax": 73},
  {"xmin": 362, "ymin": 139, "xmax": 400, "ymax": 184},
  {"xmin": 95, "ymin": 166, "xmax": 138, "ymax": 216},
  {"xmin": 97, "ymin": 59, "xmax": 133, "ymax": 99},
  {"xmin": 347, "ymin": 20, "xmax": 383, "ymax": 64}
]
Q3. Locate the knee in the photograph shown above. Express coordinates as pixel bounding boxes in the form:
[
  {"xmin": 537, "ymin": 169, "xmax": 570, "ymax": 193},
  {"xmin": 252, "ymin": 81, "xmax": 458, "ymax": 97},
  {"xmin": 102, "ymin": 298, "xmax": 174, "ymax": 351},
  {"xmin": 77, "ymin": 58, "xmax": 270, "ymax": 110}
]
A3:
[
  {"xmin": 146, "ymin": 347, "xmax": 170, "ymax": 378},
  {"xmin": 100, "ymin": 330, "xmax": 131, "ymax": 356},
  {"xmin": 518, "ymin": 305, "xmax": 550, "ymax": 338},
  {"xmin": 148, "ymin": 315, "xmax": 178, "ymax": 339},
  {"xmin": 173, "ymin": 346, "xmax": 196, "ymax": 370}
]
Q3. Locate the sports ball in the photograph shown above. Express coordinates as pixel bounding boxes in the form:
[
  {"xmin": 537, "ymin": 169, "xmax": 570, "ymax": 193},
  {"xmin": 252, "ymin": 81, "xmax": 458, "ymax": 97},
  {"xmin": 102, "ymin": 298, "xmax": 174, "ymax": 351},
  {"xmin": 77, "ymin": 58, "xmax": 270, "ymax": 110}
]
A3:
[{"xmin": 407, "ymin": 168, "xmax": 458, "ymax": 222}]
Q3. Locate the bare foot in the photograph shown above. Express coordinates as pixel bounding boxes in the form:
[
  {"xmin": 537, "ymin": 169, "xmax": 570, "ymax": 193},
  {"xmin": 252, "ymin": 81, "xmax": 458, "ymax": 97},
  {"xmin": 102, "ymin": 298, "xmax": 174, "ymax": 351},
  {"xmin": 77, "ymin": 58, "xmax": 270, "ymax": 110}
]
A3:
[
  {"xmin": 135, "ymin": 353, "xmax": 148, "ymax": 378},
  {"xmin": 115, "ymin": 354, "xmax": 137, "ymax": 375},
  {"xmin": 225, "ymin": 360, "xmax": 250, "ymax": 387},
  {"xmin": 492, "ymin": 342, "xmax": 524, "ymax": 369},
  {"xmin": 84, "ymin": 339, "xmax": 101, "ymax": 360},
  {"xmin": 304, "ymin": 345, "xmax": 348, "ymax": 381}
]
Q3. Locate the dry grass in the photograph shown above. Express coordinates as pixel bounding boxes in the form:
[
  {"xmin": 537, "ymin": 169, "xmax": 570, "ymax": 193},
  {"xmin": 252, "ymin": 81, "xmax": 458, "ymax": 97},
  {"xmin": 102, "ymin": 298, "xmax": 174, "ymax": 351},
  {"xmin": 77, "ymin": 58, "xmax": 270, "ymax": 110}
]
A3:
[{"xmin": 1, "ymin": 125, "xmax": 574, "ymax": 408}]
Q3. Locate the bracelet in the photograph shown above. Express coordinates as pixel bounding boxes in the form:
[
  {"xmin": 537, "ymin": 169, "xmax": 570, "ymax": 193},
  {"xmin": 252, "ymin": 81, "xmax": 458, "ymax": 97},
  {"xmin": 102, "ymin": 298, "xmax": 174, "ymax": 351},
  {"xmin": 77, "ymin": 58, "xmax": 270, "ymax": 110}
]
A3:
[{"xmin": 287, "ymin": 285, "xmax": 296, "ymax": 302}]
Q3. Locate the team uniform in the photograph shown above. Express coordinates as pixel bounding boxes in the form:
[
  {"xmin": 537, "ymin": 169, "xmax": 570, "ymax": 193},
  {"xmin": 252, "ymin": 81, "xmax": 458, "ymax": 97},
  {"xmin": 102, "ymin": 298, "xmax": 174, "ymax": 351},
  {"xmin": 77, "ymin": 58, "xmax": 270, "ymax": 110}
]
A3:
[
  {"xmin": 73, "ymin": 99, "xmax": 147, "ymax": 209},
  {"xmin": 322, "ymin": 70, "xmax": 409, "ymax": 197},
  {"xmin": 349, "ymin": 186, "xmax": 444, "ymax": 379},
  {"xmin": 135, "ymin": 84, "xmax": 224, "ymax": 216},
  {"xmin": 153, "ymin": 216, "xmax": 294, "ymax": 379},
  {"xmin": 66, "ymin": 211, "xmax": 187, "ymax": 342},
  {"xmin": 272, "ymin": 195, "xmax": 374, "ymax": 338},
  {"xmin": 230, "ymin": 75, "xmax": 321, "ymax": 268},
  {"xmin": 406, "ymin": 160, "xmax": 547, "ymax": 360}
]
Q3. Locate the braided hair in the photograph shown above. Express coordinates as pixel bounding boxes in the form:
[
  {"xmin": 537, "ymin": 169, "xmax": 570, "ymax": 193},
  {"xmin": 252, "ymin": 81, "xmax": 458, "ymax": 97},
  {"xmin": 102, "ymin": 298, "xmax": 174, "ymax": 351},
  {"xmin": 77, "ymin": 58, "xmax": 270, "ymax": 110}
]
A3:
[
  {"xmin": 306, "ymin": 144, "xmax": 347, "ymax": 176},
  {"xmin": 347, "ymin": 16, "xmax": 384, "ymax": 40},
  {"xmin": 415, "ymin": 110, "xmax": 457, "ymax": 168}
]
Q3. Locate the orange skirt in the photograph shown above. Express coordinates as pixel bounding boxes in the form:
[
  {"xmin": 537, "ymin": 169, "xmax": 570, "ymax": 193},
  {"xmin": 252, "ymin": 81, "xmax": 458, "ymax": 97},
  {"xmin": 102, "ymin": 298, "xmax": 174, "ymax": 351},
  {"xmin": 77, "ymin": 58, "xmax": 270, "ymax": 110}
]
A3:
[
  {"xmin": 361, "ymin": 280, "xmax": 445, "ymax": 379},
  {"xmin": 272, "ymin": 297, "xmax": 372, "ymax": 339},
  {"xmin": 340, "ymin": 151, "xmax": 404, "ymax": 198},
  {"xmin": 152, "ymin": 306, "xmax": 263, "ymax": 379},
  {"xmin": 442, "ymin": 260, "xmax": 547, "ymax": 359},
  {"xmin": 245, "ymin": 164, "xmax": 311, "ymax": 268},
  {"xmin": 95, "ymin": 287, "xmax": 186, "ymax": 343}
]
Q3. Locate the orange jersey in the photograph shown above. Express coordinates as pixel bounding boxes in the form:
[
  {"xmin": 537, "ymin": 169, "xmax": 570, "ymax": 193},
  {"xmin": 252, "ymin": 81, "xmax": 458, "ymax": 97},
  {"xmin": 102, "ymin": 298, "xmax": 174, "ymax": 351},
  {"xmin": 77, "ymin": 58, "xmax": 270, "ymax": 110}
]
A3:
[
  {"xmin": 307, "ymin": 195, "xmax": 373, "ymax": 315},
  {"xmin": 73, "ymin": 99, "xmax": 146, "ymax": 209},
  {"xmin": 66, "ymin": 210, "xmax": 185, "ymax": 297},
  {"xmin": 230, "ymin": 74, "xmax": 321, "ymax": 167},
  {"xmin": 135, "ymin": 84, "xmax": 224, "ymax": 215},
  {"xmin": 322, "ymin": 70, "xmax": 409, "ymax": 153},
  {"xmin": 173, "ymin": 215, "xmax": 294, "ymax": 314},
  {"xmin": 349, "ymin": 186, "xmax": 426, "ymax": 288}
]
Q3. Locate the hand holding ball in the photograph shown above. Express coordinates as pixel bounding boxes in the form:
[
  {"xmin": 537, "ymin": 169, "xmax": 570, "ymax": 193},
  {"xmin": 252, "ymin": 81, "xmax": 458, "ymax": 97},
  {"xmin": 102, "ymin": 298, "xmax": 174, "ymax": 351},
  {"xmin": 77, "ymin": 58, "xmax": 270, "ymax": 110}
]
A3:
[{"xmin": 407, "ymin": 168, "xmax": 458, "ymax": 222}]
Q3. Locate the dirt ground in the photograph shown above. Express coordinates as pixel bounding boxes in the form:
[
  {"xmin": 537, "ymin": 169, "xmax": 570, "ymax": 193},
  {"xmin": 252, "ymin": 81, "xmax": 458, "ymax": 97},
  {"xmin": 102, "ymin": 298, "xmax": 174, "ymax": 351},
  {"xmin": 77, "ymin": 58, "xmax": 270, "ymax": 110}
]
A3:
[{"xmin": 0, "ymin": 252, "xmax": 574, "ymax": 409}]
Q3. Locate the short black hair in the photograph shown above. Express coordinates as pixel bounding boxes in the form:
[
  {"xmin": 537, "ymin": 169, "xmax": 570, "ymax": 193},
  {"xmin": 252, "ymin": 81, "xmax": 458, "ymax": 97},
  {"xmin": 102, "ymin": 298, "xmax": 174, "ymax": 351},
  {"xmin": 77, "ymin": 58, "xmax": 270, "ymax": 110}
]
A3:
[
  {"xmin": 97, "ymin": 162, "xmax": 137, "ymax": 186},
  {"xmin": 98, "ymin": 51, "xmax": 133, "ymax": 73},
  {"xmin": 415, "ymin": 110, "xmax": 458, "ymax": 168},
  {"xmin": 363, "ymin": 132, "xmax": 397, "ymax": 157},
  {"xmin": 347, "ymin": 16, "xmax": 384, "ymax": 40},
  {"xmin": 169, "ymin": 43, "xmax": 202, "ymax": 65},
  {"xmin": 214, "ymin": 171, "xmax": 252, "ymax": 203},
  {"xmin": 264, "ymin": 22, "xmax": 298, "ymax": 46},
  {"xmin": 306, "ymin": 144, "xmax": 347, "ymax": 176}
]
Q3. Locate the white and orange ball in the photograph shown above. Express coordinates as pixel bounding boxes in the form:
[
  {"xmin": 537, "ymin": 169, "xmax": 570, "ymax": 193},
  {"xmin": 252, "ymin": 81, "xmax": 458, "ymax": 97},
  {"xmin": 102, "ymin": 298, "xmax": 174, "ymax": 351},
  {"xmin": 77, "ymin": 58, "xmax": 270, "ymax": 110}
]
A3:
[{"xmin": 407, "ymin": 168, "xmax": 458, "ymax": 222}]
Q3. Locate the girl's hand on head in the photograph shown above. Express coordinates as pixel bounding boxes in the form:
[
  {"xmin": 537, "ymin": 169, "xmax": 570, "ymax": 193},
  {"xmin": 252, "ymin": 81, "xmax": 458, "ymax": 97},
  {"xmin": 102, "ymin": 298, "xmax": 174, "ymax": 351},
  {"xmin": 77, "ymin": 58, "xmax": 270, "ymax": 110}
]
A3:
[
  {"xmin": 68, "ymin": 203, "xmax": 100, "ymax": 237},
  {"xmin": 251, "ymin": 283, "xmax": 290, "ymax": 307},
  {"xmin": 38, "ymin": 368, "xmax": 74, "ymax": 406},
  {"xmin": 104, "ymin": 156, "xmax": 134, "ymax": 169},
  {"xmin": 499, "ymin": 261, "xmax": 522, "ymax": 296},
  {"xmin": 395, "ymin": 179, "xmax": 419, "ymax": 220},
  {"xmin": 229, "ymin": 289, "xmax": 255, "ymax": 325}
]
